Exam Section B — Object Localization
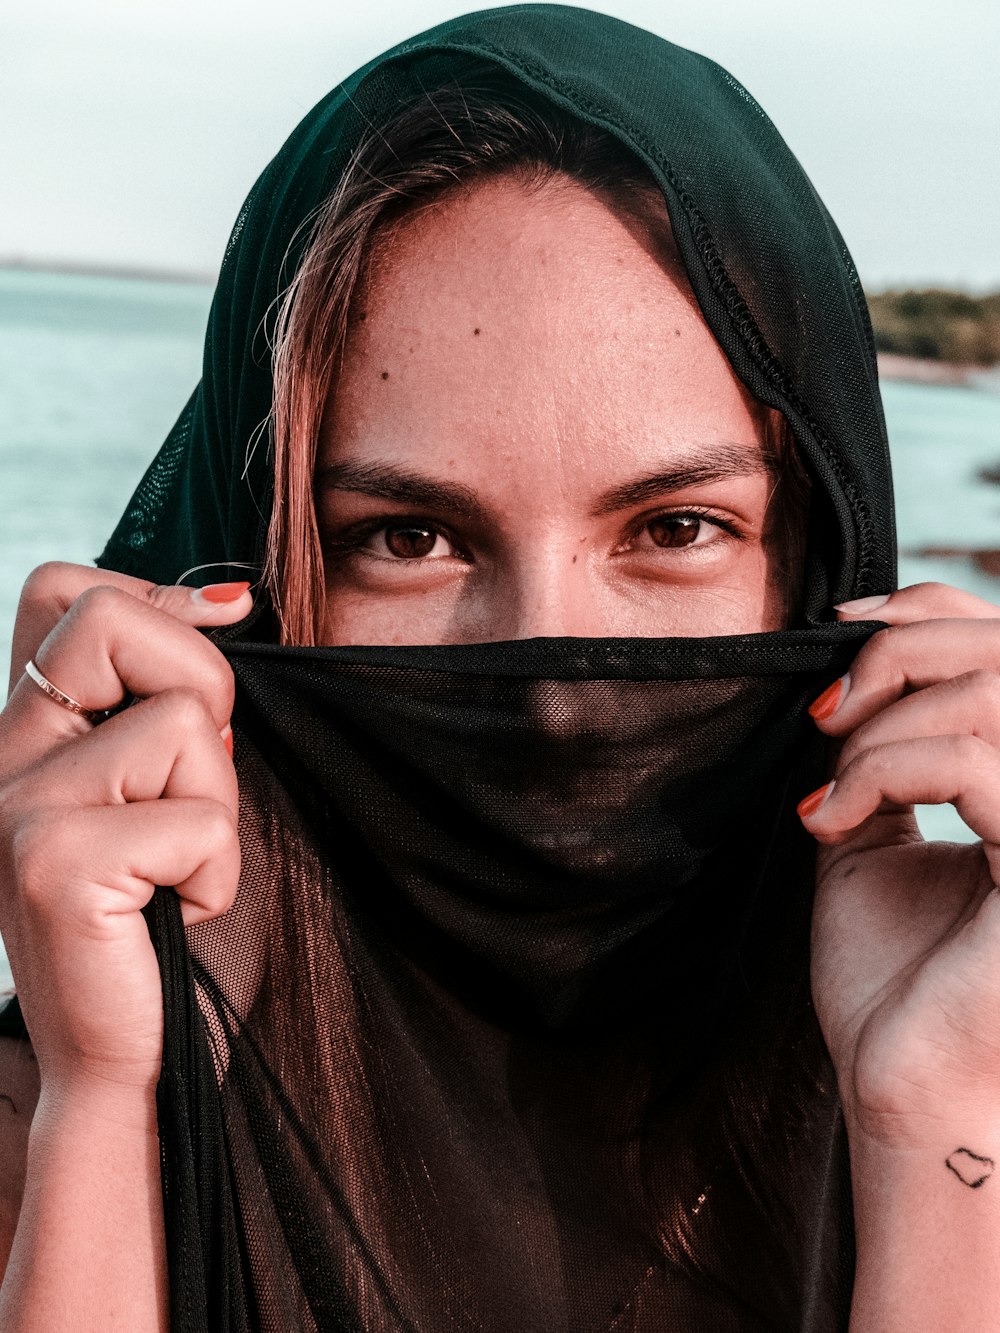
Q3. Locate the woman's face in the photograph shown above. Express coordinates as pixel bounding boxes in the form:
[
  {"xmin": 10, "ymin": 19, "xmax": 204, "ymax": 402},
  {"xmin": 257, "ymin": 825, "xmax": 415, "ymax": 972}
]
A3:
[{"xmin": 316, "ymin": 174, "xmax": 787, "ymax": 646}]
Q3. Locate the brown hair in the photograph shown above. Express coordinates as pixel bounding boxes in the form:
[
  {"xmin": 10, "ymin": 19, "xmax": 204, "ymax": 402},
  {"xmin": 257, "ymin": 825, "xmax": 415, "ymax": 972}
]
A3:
[{"xmin": 265, "ymin": 73, "xmax": 809, "ymax": 644}]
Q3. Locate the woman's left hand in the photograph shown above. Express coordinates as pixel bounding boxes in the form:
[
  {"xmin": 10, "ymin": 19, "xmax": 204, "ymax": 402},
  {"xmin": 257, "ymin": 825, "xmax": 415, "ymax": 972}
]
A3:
[{"xmin": 806, "ymin": 581, "xmax": 1000, "ymax": 1148}]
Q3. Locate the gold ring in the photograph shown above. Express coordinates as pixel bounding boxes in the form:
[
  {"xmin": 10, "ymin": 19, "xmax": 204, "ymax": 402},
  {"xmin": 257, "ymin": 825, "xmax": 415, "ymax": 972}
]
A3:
[{"xmin": 24, "ymin": 659, "xmax": 107, "ymax": 725}]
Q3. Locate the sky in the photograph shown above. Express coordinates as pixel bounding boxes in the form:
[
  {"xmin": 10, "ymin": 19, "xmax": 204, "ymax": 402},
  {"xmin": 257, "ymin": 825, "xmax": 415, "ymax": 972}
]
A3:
[{"xmin": 4, "ymin": 0, "xmax": 998, "ymax": 292}]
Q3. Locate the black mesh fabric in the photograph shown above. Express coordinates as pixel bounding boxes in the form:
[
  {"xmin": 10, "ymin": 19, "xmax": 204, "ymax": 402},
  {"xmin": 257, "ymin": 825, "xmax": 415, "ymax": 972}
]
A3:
[
  {"xmin": 144, "ymin": 624, "xmax": 879, "ymax": 1331},
  {"xmin": 34, "ymin": 5, "xmax": 898, "ymax": 1329}
]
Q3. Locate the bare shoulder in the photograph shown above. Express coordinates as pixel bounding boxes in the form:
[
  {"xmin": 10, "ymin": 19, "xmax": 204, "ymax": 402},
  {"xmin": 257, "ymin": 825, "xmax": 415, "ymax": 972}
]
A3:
[{"xmin": 0, "ymin": 1034, "xmax": 39, "ymax": 1279}]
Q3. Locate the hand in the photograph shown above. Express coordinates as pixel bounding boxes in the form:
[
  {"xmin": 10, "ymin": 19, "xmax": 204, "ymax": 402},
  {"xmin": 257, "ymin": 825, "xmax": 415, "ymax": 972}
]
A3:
[
  {"xmin": 0, "ymin": 562, "xmax": 250, "ymax": 1101},
  {"xmin": 804, "ymin": 582, "xmax": 1000, "ymax": 1146}
]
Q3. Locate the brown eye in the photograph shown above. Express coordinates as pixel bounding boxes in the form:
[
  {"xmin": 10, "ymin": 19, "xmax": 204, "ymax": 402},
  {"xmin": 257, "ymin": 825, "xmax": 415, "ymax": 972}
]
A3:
[
  {"xmin": 384, "ymin": 524, "xmax": 441, "ymax": 558},
  {"xmin": 647, "ymin": 514, "xmax": 702, "ymax": 548}
]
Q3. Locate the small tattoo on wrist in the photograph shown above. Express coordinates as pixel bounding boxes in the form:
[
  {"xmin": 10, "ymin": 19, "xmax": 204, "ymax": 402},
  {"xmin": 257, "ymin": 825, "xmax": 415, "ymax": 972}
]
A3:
[{"xmin": 946, "ymin": 1147, "xmax": 995, "ymax": 1189}]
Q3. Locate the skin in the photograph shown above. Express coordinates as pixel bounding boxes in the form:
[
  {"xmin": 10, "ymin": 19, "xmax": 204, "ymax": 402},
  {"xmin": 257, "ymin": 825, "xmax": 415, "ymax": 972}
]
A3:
[
  {"xmin": 808, "ymin": 584, "xmax": 1000, "ymax": 1328},
  {"xmin": 1, "ymin": 175, "xmax": 1000, "ymax": 1328},
  {"xmin": 316, "ymin": 176, "xmax": 786, "ymax": 643}
]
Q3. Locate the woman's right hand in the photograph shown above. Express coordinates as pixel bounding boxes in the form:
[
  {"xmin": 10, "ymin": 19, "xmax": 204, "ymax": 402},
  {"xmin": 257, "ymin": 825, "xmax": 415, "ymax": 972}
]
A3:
[{"xmin": 0, "ymin": 562, "xmax": 251, "ymax": 1101}]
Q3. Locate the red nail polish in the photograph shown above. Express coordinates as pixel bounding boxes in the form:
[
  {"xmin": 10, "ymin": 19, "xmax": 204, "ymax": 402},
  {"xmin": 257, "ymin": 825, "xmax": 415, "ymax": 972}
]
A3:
[
  {"xmin": 196, "ymin": 581, "xmax": 250, "ymax": 604},
  {"xmin": 808, "ymin": 677, "xmax": 844, "ymax": 722},
  {"xmin": 221, "ymin": 724, "xmax": 233, "ymax": 757},
  {"xmin": 797, "ymin": 782, "xmax": 834, "ymax": 819}
]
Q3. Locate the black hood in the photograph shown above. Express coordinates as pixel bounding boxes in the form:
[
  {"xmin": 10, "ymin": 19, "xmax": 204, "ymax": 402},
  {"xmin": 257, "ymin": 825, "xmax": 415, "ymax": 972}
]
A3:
[{"xmin": 98, "ymin": 3, "xmax": 896, "ymax": 615}]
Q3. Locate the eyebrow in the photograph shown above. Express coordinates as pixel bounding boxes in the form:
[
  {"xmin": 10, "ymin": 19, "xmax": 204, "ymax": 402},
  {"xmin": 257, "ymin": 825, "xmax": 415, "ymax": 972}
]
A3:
[
  {"xmin": 315, "ymin": 443, "xmax": 772, "ymax": 521},
  {"xmin": 315, "ymin": 461, "xmax": 485, "ymax": 518},
  {"xmin": 590, "ymin": 444, "xmax": 773, "ymax": 515}
]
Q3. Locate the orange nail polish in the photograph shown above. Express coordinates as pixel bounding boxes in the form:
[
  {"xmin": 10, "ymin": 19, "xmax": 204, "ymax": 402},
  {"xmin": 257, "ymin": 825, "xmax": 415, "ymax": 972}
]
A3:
[
  {"xmin": 221, "ymin": 724, "xmax": 233, "ymax": 757},
  {"xmin": 196, "ymin": 581, "xmax": 250, "ymax": 605},
  {"xmin": 808, "ymin": 675, "xmax": 848, "ymax": 722},
  {"xmin": 797, "ymin": 781, "xmax": 834, "ymax": 820}
]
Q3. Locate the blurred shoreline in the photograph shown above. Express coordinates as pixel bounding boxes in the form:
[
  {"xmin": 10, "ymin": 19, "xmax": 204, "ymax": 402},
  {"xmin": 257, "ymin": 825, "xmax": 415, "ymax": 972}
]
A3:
[
  {"xmin": 0, "ymin": 257, "xmax": 214, "ymax": 287},
  {"xmin": 878, "ymin": 352, "xmax": 1000, "ymax": 391},
  {"xmin": 869, "ymin": 288, "xmax": 1000, "ymax": 377}
]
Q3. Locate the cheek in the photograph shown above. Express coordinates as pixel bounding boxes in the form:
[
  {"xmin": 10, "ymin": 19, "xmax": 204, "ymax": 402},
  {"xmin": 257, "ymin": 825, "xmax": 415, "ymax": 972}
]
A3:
[
  {"xmin": 319, "ymin": 574, "xmax": 472, "ymax": 647},
  {"xmin": 624, "ymin": 524, "xmax": 780, "ymax": 638},
  {"xmin": 643, "ymin": 556, "xmax": 779, "ymax": 637}
]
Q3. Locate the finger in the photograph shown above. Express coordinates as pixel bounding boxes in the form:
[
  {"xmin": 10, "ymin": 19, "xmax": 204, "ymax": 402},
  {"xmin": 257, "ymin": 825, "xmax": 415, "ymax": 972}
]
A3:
[
  {"xmin": 835, "ymin": 581, "xmax": 1000, "ymax": 626},
  {"xmin": 17, "ymin": 797, "xmax": 240, "ymax": 932},
  {"xmin": 80, "ymin": 801, "xmax": 240, "ymax": 928},
  {"xmin": 799, "ymin": 734, "xmax": 1000, "ymax": 879},
  {"xmin": 835, "ymin": 669, "xmax": 1000, "ymax": 772},
  {"xmin": 2, "ymin": 585, "xmax": 245, "ymax": 772},
  {"xmin": 808, "ymin": 619, "xmax": 1000, "ymax": 737},
  {"xmin": 9, "ymin": 560, "xmax": 254, "ymax": 697},
  {"xmin": 13, "ymin": 687, "xmax": 240, "ymax": 819}
]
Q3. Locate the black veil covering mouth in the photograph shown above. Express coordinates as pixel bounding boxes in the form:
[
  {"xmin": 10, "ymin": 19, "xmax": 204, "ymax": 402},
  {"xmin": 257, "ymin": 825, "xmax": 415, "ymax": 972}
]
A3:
[
  {"xmin": 142, "ymin": 620, "xmax": 883, "ymax": 1332},
  {"xmin": 218, "ymin": 626, "xmax": 876, "ymax": 1030},
  {"xmin": 76, "ymin": 4, "xmax": 898, "ymax": 1330}
]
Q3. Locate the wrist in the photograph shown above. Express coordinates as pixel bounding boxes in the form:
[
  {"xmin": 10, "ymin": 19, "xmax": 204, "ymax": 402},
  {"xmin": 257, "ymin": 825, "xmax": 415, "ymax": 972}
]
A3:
[
  {"xmin": 34, "ymin": 1071, "xmax": 160, "ymax": 1138},
  {"xmin": 842, "ymin": 1087, "xmax": 1000, "ymax": 1157},
  {"xmin": 845, "ymin": 1112, "xmax": 1000, "ymax": 1332}
]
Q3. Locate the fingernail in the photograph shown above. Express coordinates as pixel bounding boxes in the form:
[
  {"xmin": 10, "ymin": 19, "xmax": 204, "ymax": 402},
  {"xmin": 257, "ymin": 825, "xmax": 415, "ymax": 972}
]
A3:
[
  {"xmin": 797, "ymin": 781, "xmax": 835, "ymax": 820},
  {"xmin": 191, "ymin": 581, "xmax": 251, "ymax": 606},
  {"xmin": 808, "ymin": 673, "xmax": 850, "ymax": 722},
  {"xmin": 220, "ymin": 723, "xmax": 233, "ymax": 758},
  {"xmin": 833, "ymin": 593, "xmax": 890, "ymax": 615}
]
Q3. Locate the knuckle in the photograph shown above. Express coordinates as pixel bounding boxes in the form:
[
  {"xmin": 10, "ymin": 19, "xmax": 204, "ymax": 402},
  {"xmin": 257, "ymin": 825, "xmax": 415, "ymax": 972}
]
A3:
[
  {"xmin": 959, "ymin": 668, "xmax": 1000, "ymax": 707},
  {"xmin": 194, "ymin": 800, "xmax": 240, "ymax": 884},
  {"xmin": 18, "ymin": 561, "xmax": 77, "ymax": 608},
  {"xmin": 914, "ymin": 580, "xmax": 952, "ymax": 600},
  {"xmin": 196, "ymin": 650, "xmax": 236, "ymax": 715},
  {"xmin": 143, "ymin": 589, "xmax": 235, "ymax": 710},
  {"xmin": 155, "ymin": 686, "xmax": 215, "ymax": 737},
  {"xmin": 205, "ymin": 800, "xmax": 239, "ymax": 848},
  {"xmin": 129, "ymin": 591, "xmax": 235, "ymax": 713},
  {"xmin": 949, "ymin": 732, "xmax": 992, "ymax": 772},
  {"xmin": 66, "ymin": 582, "xmax": 127, "ymax": 632},
  {"xmin": 14, "ymin": 562, "xmax": 79, "ymax": 636}
]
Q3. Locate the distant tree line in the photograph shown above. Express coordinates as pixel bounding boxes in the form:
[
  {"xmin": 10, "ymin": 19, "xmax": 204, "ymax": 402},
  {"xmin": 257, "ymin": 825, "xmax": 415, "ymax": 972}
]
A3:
[{"xmin": 866, "ymin": 288, "xmax": 1000, "ymax": 366}]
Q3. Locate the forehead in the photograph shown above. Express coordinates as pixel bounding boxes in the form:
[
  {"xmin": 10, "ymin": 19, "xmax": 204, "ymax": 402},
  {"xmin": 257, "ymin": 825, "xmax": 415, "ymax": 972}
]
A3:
[{"xmin": 320, "ymin": 174, "xmax": 768, "ymax": 479}]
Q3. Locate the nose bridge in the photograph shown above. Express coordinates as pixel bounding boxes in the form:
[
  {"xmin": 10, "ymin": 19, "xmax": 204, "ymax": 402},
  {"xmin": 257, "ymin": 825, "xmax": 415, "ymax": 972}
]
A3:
[
  {"xmin": 510, "ymin": 539, "xmax": 598, "ymax": 641},
  {"xmin": 509, "ymin": 545, "xmax": 609, "ymax": 739}
]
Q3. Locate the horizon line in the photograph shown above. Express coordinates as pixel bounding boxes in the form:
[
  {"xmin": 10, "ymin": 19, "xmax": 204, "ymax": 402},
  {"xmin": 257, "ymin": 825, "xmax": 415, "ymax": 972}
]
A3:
[
  {"xmin": 0, "ymin": 256, "xmax": 215, "ymax": 286},
  {"xmin": 1, "ymin": 256, "xmax": 997, "ymax": 301}
]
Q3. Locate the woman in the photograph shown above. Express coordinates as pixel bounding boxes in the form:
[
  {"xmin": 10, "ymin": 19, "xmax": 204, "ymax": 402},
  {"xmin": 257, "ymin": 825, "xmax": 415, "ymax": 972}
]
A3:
[{"xmin": 3, "ymin": 7, "xmax": 1000, "ymax": 1329}]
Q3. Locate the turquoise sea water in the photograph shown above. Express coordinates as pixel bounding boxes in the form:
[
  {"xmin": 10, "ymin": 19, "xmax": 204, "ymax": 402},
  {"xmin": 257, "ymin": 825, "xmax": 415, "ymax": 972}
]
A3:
[{"xmin": 1, "ymin": 268, "xmax": 999, "ymax": 993}]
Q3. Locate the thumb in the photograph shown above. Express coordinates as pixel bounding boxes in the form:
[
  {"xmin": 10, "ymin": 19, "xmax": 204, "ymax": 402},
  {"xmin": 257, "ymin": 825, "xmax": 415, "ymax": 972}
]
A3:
[{"xmin": 145, "ymin": 579, "xmax": 255, "ymax": 629}]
